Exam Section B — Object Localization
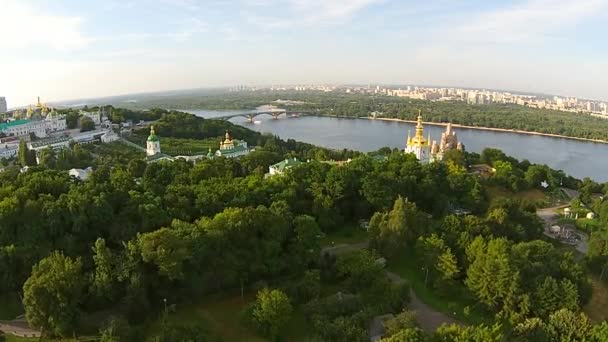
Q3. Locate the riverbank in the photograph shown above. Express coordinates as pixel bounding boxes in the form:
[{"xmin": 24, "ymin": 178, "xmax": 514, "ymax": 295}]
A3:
[{"xmin": 366, "ymin": 117, "xmax": 608, "ymax": 145}]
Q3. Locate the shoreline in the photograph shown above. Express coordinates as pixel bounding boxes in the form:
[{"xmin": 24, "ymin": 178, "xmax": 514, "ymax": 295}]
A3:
[{"xmin": 362, "ymin": 117, "xmax": 608, "ymax": 145}]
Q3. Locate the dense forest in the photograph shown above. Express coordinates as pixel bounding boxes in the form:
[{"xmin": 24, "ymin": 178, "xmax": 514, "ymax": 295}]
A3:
[
  {"xmin": 113, "ymin": 90, "xmax": 608, "ymax": 142},
  {"xmin": 1, "ymin": 110, "xmax": 608, "ymax": 341}
]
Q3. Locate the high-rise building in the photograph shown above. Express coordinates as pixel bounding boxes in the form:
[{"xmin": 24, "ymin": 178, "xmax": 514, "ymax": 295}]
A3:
[{"xmin": 0, "ymin": 97, "xmax": 6, "ymax": 113}]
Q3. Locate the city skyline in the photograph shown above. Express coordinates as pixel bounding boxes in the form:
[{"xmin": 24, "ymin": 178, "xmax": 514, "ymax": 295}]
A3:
[{"xmin": 2, "ymin": 0, "xmax": 608, "ymax": 107}]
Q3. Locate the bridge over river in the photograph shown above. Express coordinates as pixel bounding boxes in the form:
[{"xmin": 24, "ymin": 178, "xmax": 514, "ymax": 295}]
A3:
[{"xmin": 213, "ymin": 110, "xmax": 318, "ymax": 122}]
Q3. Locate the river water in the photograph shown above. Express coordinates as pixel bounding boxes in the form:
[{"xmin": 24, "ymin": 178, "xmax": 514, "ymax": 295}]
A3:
[{"xmin": 186, "ymin": 110, "xmax": 608, "ymax": 182}]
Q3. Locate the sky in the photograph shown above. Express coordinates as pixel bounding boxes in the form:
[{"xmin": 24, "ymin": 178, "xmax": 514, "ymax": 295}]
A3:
[{"xmin": 1, "ymin": 0, "xmax": 607, "ymax": 107}]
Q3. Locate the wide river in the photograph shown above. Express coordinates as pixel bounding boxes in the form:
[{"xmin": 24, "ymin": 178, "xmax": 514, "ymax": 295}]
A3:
[{"xmin": 186, "ymin": 110, "xmax": 608, "ymax": 182}]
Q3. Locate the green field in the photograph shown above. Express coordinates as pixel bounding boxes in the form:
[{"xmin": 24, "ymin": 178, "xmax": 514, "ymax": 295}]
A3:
[
  {"xmin": 153, "ymin": 291, "xmax": 312, "ymax": 342},
  {"xmin": 320, "ymin": 224, "xmax": 368, "ymax": 247}
]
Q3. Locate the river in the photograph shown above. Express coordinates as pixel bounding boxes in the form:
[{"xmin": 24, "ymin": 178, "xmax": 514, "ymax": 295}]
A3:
[{"xmin": 185, "ymin": 110, "xmax": 608, "ymax": 182}]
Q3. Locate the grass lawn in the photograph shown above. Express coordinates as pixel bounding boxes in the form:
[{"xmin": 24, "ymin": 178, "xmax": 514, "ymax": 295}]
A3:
[
  {"xmin": 0, "ymin": 294, "xmax": 23, "ymax": 320},
  {"xmin": 154, "ymin": 291, "xmax": 312, "ymax": 342},
  {"xmin": 151, "ymin": 291, "xmax": 265, "ymax": 342},
  {"xmin": 387, "ymin": 251, "xmax": 492, "ymax": 326},
  {"xmin": 486, "ymin": 186, "xmax": 548, "ymax": 203},
  {"xmin": 584, "ymin": 276, "xmax": 608, "ymax": 323},
  {"xmin": 321, "ymin": 223, "xmax": 368, "ymax": 247}
]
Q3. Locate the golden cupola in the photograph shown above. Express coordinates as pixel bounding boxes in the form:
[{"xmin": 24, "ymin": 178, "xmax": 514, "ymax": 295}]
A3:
[{"xmin": 407, "ymin": 111, "xmax": 429, "ymax": 147}]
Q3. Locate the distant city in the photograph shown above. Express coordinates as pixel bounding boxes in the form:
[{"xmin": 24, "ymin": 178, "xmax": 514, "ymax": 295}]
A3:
[
  {"xmin": 228, "ymin": 85, "xmax": 608, "ymax": 118},
  {"xmin": 3, "ymin": 84, "xmax": 608, "ymax": 118}
]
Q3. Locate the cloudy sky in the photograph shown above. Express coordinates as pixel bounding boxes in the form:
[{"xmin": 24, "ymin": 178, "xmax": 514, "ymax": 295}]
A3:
[{"xmin": 1, "ymin": 0, "xmax": 607, "ymax": 107}]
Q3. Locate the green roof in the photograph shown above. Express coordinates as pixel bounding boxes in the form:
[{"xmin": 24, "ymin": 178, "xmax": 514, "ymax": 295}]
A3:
[
  {"xmin": 147, "ymin": 134, "xmax": 159, "ymax": 142},
  {"xmin": 0, "ymin": 119, "xmax": 29, "ymax": 131},
  {"xmin": 271, "ymin": 158, "xmax": 304, "ymax": 171}
]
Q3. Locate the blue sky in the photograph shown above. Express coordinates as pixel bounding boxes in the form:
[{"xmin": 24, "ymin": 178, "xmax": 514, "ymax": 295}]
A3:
[{"xmin": 1, "ymin": 0, "xmax": 607, "ymax": 107}]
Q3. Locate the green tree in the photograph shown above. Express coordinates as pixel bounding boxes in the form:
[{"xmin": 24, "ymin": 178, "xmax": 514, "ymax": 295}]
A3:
[
  {"xmin": 38, "ymin": 147, "xmax": 57, "ymax": 168},
  {"xmin": 289, "ymin": 215, "xmax": 323, "ymax": 273},
  {"xmin": 251, "ymin": 288, "xmax": 293, "ymax": 338},
  {"xmin": 384, "ymin": 310, "xmax": 418, "ymax": 337},
  {"xmin": 380, "ymin": 328, "xmax": 427, "ymax": 342},
  {"xmin": 417, "ymin": 234, "xmax": 447, "ymax": 287},
  {"xmin": 80, "ymin": 116, "xmax": 95, "ymax": 132},
  {"xmin": 92, "ymin": 238, "xmax": 117, "ymax": 302},
  {"xmin": 465, "ymin": 238, "xmax": 520, "ymax": 312},
  {"xmin": 18, "ymin": 139, "xmax": 35, "ymax": 166},
  {"xmin": 369, "ymin": 196, "xmax": 421, "ymax": 258},
  {"xmin": 23, "ymin": 252, "xmax": 85, "ymax": 337},
  {"xmin": 65, "ymin": 111, "xmax": 80, "ymax": 129},
  {"xmin": 138, "ymin": 228, "xmax": 191, "ymax": 280},
  {"xmin": 436, "ymin": 249, "xmax": 459, "ymax": 285},
  {"xmin": 434, "ymin": 323, "xmax": 503, "ymax": 342}
]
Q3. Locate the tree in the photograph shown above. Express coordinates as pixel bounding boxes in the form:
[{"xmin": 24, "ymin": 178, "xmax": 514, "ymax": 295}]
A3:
[
  {"xmin": 417, "ymin": 234, "xmax": 447, "ymax": 288},
  {"xmin": 465, "ymin": 238, "xmax": 520, "ymax": 312},
  {"xmin": 251, "ymin": 288, "xmax": 293, "ymax": 338},
  {"xmin": 289, "ymin": 215, "xmax": 323, "ymax": 273},
  {"xmin": 384, "ymin": 310, "xmax": 418, "ymax": 337},
  {"xmin": 380, "ymin": 328, "xmax": 427, "ymax": 342},
  {"xmin": 92, "ymin": 238, "xmax": 117, "ymax": 302},
  {"xmin": 80, "ymin": 116, "xmax": 95, "ymax": 132},
  {"xmin": 369, "ymin": 196, "xmax": 421, "ymax": 258},
  {"xmin": 18, "ymin": 139, "xmax": 36, "ymax": 166},
  {"xmin": 137, "ymin": 228, "xmax": 190, "ymax": 280},
  {"xmin": 23, "ymin": 252, "xmax": 85, "ymax": 337},
  {"xmin": 38, "ymin": 147, "xmax": 57, "ymax": 169},
  {"xmin": 545, "ymin": 309, "xmax": 592, "ymax": 341},
  {"xmin": 434, "ymin": 323, "xmax": 503, "ymax": 342},
  {"xmin": 436, "ymin": 249, "xmax": 459, "ymax": 285},
  {"xmin": 65, "ymin": 111, "xmax": 80, "ymax": 129}
]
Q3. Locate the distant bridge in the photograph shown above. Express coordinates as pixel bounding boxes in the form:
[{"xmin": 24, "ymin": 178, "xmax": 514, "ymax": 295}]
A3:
[{"xmin": 213, "ymin": 110, "xmax": 318, "ymax": 122}]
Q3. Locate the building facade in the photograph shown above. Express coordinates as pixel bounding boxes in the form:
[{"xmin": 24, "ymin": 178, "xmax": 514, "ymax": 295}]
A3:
[
  {"xmin": 146, "ymin": 126, "xmax": 161, "ymax": 156},
  {"xmin": 405, "ymin": 113, "xmax": 463, "ymax": 163},
  {"xmin": 269, "ymin": 158, "xmax": 304, "ymax": 176},
  {"xmin": 0, "ymin": 97, "xmax": 6, "ymax": 113},
  {"xmin": 215, "ymin": 130, "xmax": 251, "ymax": 158},
  {"xmin": 405, "ymin": 113, "xmax": 432, "ymax": 163}
]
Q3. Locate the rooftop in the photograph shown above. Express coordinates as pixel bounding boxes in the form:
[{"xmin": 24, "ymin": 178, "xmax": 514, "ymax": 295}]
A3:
[
  {"xmin": 29, "ymin": 136, "xmax": 71, "ymax": 148},
  {"xmin": 0, "ymin": 119, "xmax": 30, "ymax": 131},
  {"xmin": 271, "ymin": 158, "xmax": 304, "ymax": 171}
]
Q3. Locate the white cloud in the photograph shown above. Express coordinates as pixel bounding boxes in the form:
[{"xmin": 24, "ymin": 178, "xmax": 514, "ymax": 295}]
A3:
[
  {"xmin": 168, "ymin": 18, "xmax": 209, "ymax": 41},
  {"xmin": 451, "ymin": 0, "xmax": 608, "ymax": 44},
  {"xmin": 289, "ymin": 0, "xmax": 383, "ymax": 22},
  {"xmin": 243, "ymin": 0, "xmax": 382, "ymax": 28},
  {"xmin": 0, "ymin": 0, "xmax": 88, "ymax": 50}
]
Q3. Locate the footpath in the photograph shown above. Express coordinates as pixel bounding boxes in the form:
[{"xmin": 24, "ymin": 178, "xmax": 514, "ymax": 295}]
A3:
[{"xmin": 322, "ymin": 242, "xmax": 462, "ymax": 332}]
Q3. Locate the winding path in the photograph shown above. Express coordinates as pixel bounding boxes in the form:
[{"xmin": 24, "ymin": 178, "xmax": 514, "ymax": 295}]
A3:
[{"xmin": 322, "ymin": 241, "xmax": 462, "ymax": 332}]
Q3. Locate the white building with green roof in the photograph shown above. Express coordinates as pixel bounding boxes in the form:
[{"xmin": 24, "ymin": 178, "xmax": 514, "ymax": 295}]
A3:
[{"xmin": 269, "ymin": 158, "xmax": 304, "ymax": 176}]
